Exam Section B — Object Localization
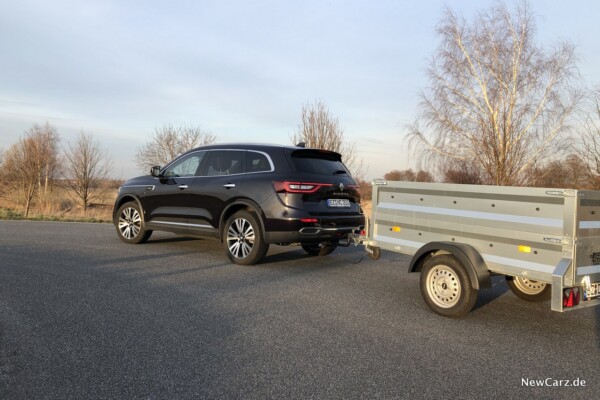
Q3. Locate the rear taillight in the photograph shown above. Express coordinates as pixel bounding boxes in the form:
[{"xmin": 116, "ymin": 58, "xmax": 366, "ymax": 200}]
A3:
[
  {"xmin": 563, "ymin": 287, "xmax": 581, "ymax": 307},
  {"xmin": 273, "ymin": 181, "xmax": 333, "ymax": 193}
]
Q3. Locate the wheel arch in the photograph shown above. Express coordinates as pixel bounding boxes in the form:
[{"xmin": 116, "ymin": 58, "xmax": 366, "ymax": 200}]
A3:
[
  {"xmin": 409, "ymin": 241, "xmax": 491, "ymax": 290},
  {"xmin": 219, "ymin": 199, "xmax": 266, "ymax": 241},
  {"xmin": 113, "ymin": 195, "xmax": 145, "ymax": 225}
]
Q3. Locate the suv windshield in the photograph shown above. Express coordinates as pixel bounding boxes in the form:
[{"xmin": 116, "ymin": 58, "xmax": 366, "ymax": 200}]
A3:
[{"xmin": 289, "ymin": 149, "xmax": 349, "ymax": 175}]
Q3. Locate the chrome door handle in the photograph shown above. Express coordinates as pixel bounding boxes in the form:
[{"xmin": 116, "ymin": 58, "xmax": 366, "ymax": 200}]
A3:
[
  {"xmin": 223, "ymin": 183, "xmax": 236, "ymax": 188},
  {"xmin": 178, "ymin": 184, "xmax": 189, "ymax": 190}
]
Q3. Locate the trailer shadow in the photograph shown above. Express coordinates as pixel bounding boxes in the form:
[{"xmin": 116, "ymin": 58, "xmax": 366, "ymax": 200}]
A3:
[{"xmin": 472, "ymin": 275, "xmax": 509, "ymax": 311}]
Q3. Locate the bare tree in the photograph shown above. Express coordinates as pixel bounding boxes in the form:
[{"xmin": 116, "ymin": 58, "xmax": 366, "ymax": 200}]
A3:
[
  {"xmin": 529, "ymin": 154, "xmax": 591, "ymax": 189},
  {"xmin": 442, "ymin": 159, "xmax": 485, "ymax": 184},
  {"xmin": 291, "ymin": 100, "xmax": 365, "ymax": 179},
  {"xmin": 383, "ymin": 169, "xmax": 434, "ymax": 182},
  {"xmin": 3, "ymin": 138, "xmax": 40, "ymax": 216},
  {"xmin": 2, "ymin": 124, "xmax": 60, "ymax": 216},
  {"xmin": 384, "ymin": 169, "xmax": 412, "ymax": 181},
  {"xmin": 29, "ymin": 122, "xmax": 60, "ymax": 201},
  {"xmin": 136, "ymin": 124, "xmax": 216, "ymax": 171},
  {"xmin": 63, "ymin": 132, "xmax": 112, "ymax": 213},
  {"xmin": 408, "ymin": 1, "xmax": 582, "ymax": 186}
]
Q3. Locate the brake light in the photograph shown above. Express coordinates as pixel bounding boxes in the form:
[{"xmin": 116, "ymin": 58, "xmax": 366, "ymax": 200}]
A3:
[
  {"xmin": 273, "ymin": 181, "xmax": 333, "ymax": 193},
  {"xmin": 563, "ymin": 288, "xmax": 581, "ymax": 307}
]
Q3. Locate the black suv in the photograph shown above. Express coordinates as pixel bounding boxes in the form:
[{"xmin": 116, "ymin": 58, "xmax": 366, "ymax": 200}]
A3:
[{"xmin": 113, "ymin": 143, "xmax": 364, "ymax": 264}]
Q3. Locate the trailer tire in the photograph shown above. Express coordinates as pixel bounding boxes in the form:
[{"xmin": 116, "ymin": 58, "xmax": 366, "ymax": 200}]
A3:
[
  {"xmin": 506, "ymin": 276, "xmax": 551, "ymax": 302},
  {"xmin": 420, "ymin": 254, "xmax": 478, "ymax": 318},
  {"xmin": 367, "ymin": 246, "xmax": 381, "ymax": 260}
]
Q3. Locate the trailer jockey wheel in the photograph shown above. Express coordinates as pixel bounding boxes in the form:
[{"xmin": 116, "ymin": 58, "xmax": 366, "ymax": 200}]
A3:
[
  {"xmin": 420, "ymin": 254, "xmax": 478, "ymax": 318},
  {"xmin": 367, "ymin": 246, "xmax": 381, "ymax": 260}
]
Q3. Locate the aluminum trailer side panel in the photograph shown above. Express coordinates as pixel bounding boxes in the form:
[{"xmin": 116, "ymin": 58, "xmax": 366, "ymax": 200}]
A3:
[{"xmin": 368, "ymin": 182, "xmax": 565, "ymax": 283}]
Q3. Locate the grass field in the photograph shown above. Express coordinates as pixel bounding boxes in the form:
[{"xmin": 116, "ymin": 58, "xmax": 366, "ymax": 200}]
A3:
[{"xmin": 0, "ymin": 186, "xmax": 117, "ymax": 223}]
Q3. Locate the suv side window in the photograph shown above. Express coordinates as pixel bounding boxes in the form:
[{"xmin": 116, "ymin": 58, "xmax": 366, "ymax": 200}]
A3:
[
  {"xmin": 203, "ymin": 151, "xmax": 245, "ymax": 176},
  {"xmin": 163, "ymin": 151, "xmax": 206, "ymax": 177},
  {"xmin": 246, "ymin": 151, "xmax": 272, "ymax": 173}
]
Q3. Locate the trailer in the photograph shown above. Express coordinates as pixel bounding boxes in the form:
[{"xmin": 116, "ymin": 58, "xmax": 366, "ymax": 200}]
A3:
[{"xmin": 354, "ymin": 180, "xmax": 600, "ymax": 317}]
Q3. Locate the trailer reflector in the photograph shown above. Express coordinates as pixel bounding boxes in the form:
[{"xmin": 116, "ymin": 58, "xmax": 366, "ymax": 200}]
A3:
[
  {"xmin": 392, "ymin": 226, "xmax": 401, "ymax": 232},
  {"xmin": 563, "ymin": 288, "xmax": 581, "ymax": 307},
  {"xmin": 519, "ymin": 246, "xmax": 531, "ymax": 253},
  {"xmin": 518, "ymin": 245, "xmax": 531, "ymax": 253}
]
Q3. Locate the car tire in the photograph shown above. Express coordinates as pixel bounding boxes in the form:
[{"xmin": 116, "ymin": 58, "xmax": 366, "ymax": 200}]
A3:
[
  {"xmin": 420, "ymin": 254, "xmax": 478, "ymax": 318},
  {"xmin": 301, "ymin": 242, "xmax": 337, "ymax": 256},
  {"xmin": 224, "ymin": 210, "xmax": 268, "ymax": 265},
  {"xmin": 506, "ymin": 276, "xmax": 551, "ymax": 302},
  {"xmin": 115, "ymin": 201, "xmax": 152, "ymax": 244}
]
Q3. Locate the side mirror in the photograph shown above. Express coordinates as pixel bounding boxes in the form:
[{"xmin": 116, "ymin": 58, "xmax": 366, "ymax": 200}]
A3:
[{"xmin": 150, "ymin": 166, "xmax": 162, "ymax": 177}]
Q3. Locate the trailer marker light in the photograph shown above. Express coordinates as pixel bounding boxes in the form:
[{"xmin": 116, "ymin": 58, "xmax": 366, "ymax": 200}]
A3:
[
  {"xmin": 563, "ymin": 288, "xmax": 580, "ymax": 307},
  {"xmin": 518, "ymin": 245, "xmax": 531, "ymax": 253},
  {"xmin": 392, "ymin": 226, "xmax": 401, "ymax": 232}
]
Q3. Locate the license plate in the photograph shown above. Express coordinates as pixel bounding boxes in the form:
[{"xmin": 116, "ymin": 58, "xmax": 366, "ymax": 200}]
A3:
[
  {"xmin": 587, "ymin": 282, "xmax": 600, "ymax": 299},
  {"xmin": 327, "ymin": 199, "xmax": 351, "ymax": 208}
]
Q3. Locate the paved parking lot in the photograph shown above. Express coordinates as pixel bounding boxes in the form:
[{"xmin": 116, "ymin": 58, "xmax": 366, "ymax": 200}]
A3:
[{"xmin": 1, "ymin": 220, "xmax": 598, "ymax": 399}]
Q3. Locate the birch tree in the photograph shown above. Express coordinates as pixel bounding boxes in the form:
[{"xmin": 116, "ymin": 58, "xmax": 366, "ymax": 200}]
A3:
[
  {"xmin": 408, "ymin": 1, "xmax": 582, "ymax": 185},
  {"xmin": 579, "ymin": 87, "xmax": 600, "ymax": 189}
]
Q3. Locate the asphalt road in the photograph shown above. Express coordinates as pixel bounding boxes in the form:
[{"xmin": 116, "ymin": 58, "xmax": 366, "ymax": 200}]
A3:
[{"xmin": 1, "ymin": 220, "xmax": 599, "ymax": 399}]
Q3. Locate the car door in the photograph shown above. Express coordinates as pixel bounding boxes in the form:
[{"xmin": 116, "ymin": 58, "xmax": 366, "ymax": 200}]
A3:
[
  {"xmin": 141, "ymin": 151, "xmax": 207, "ymax": 234},
  {"xmin": 187, "ymin": 150, "xmax": 246, "ymax": 236}
]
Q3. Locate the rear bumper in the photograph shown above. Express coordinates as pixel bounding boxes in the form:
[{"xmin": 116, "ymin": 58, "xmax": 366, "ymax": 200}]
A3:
[
  {"xmin": 265, "ymin": 226, "xmax": 357, "ymax": 244},
  {"xmin": 264, "ymin": 215, "xmax": 364, "ymax": 244}
]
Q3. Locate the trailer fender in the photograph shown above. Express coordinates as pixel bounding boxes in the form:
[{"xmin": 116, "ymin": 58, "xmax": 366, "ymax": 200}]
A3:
[{"xmin": 409, "ymin": 242, "xmax": 491, "ymax": 290}]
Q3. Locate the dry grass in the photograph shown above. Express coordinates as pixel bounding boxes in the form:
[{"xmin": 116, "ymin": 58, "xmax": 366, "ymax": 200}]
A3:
[{"xmin": 0, "ymin": 187, "xmax": 117, "ymax": 222}]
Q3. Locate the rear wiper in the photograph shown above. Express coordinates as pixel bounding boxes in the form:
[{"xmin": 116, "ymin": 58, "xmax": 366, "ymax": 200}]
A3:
[{"xmin": 333, "ymin": 170, "xmax": 347, "ymax": 175}]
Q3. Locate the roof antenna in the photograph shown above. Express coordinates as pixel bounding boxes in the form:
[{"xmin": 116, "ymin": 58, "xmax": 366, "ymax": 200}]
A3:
[{"xmin": 296, "ymin": 142, "xmax": 306, "ymax": 148}]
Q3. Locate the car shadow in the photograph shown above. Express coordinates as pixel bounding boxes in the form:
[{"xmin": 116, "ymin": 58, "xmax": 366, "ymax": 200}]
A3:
[
  {"xmin": 260, "ymin": 249, "xmax": 315, "ymax": 264},
  {"xmin": 146, "ymin": 236, "xmax": 202, "ymax": 244}
]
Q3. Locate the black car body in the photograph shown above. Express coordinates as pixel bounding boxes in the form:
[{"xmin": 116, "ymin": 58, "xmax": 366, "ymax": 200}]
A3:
[{"xmin": 113, "ymin": 143, "xmax": 364, "ymax": 264}]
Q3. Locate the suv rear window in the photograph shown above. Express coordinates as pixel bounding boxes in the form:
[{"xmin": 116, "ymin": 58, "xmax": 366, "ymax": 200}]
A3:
[{"xmin": 289, "ymin": 149, "xmax": 348, "ymax": 175}]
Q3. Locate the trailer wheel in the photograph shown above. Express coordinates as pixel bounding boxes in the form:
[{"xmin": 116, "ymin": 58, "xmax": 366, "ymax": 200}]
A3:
[
  {"xmin": 420, "ymin": 254, "xmax": 478, "ymax": 318},
  {"xmin": 506, "ymin": 276, "xmax": 551, "ymax": 302},
  {"xmin": 367, "ymin": 246, "xmax": 381, "ymax": 260}
]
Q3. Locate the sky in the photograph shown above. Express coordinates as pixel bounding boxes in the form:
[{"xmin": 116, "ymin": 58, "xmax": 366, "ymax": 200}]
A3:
[{"xmin": 1, "ymin": 0, "xmax": 599, "ymax": 180}]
